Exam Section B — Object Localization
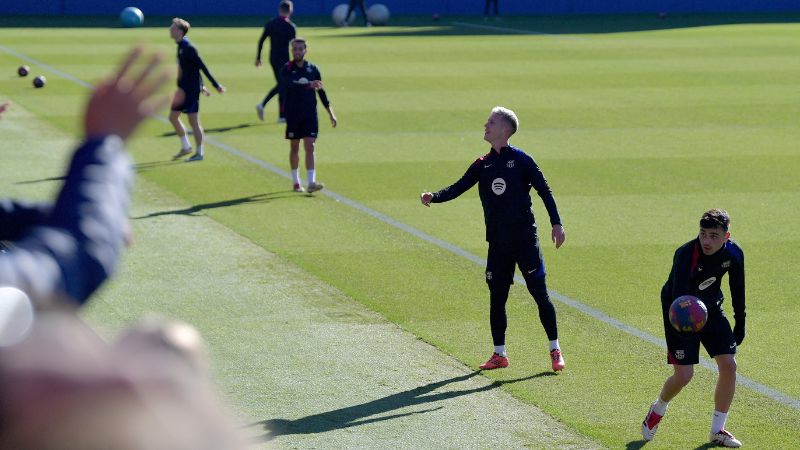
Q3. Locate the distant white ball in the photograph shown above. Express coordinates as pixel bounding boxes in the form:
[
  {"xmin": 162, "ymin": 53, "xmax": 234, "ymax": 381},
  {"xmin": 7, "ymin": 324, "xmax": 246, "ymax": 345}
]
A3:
[
  {"xmin": 331, "ymin": 4, "xmax": 356, "ymax": 27},
  {"xmin": 0, "ymin": 287, "xmax": 35, "ymax": 347},
  {"xmin": 366, "ymin": 4, "xmax": 390, "ymax": 26}
]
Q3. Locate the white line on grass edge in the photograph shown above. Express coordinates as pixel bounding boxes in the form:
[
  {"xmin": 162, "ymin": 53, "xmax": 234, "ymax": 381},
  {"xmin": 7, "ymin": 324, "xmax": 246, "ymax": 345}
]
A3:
[{"xmin": 4, "ymin": 43, "xmax": 797, "ymax": 412}]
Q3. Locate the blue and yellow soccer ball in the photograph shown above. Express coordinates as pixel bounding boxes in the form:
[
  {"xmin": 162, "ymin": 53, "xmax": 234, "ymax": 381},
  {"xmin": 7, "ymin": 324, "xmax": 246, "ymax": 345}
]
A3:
[
  {"xmin": 120, "ymin": 7, "xmax": 144, "ymax": 28},
  {"xmin": 669, "ymin": 295, "xmax": 708, "ymax": 333}
]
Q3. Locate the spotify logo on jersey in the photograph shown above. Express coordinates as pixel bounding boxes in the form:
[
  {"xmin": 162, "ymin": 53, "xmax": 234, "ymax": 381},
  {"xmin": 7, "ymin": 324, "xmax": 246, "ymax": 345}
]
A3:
[{"xmin": 492, "ymin": 178, "xmax": 506, "ymax": 195}]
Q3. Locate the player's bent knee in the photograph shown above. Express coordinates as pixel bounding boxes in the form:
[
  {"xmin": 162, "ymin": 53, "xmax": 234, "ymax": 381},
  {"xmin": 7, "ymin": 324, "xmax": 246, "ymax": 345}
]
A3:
[
  {"xmin": 673, "ymin": 366, "xmax": 694, "ymax": 386},
  {"xmin": 717, "ymin": 356, "xmax": 737, "ymax": 374},
  {"xmin": 525, "ymin": 277, "xmax": 550, "ymax": 301}
]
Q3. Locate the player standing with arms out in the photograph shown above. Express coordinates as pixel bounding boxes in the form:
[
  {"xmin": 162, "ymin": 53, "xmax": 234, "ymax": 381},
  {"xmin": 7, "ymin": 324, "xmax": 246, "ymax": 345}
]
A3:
[
  {"xmin": 255, "ymin": 0, "xmax": 296, "ymax": 123},
  {"xmin": 280, "ymin": 38, "xmax": 337, "ymax": 193},
  {"xmin": 169, "ymin": 18, "xmax": 225, "ymax": 162},
  {"xmin": 642, "ymin": 209, "xmax": 745, "ymax": 448},
  {"xmin": 420, "ymin": 106, "xmax": 567, "ymax": 372}
]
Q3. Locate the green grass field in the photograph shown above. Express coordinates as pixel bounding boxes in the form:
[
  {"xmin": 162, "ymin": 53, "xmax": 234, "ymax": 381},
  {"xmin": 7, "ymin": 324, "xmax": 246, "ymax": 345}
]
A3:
[{"xmin": 2, "ymin": 13, "xmax": 799, "ymax": 448}]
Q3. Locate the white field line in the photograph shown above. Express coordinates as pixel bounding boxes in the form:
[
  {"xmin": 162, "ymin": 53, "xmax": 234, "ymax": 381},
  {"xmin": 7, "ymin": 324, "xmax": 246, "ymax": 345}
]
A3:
[
  {"xmin": 4, "ymin": 43, "xmax": 797, "ymax": 412},
  {"xmin": 450, "ymin": 21, "xmax": 583, "ymax": 40}
]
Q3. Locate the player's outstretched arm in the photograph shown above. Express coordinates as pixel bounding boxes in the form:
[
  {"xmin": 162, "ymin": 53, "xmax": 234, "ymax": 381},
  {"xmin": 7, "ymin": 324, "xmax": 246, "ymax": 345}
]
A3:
[
  {"xmin": 552, "ymin": 224, "xmax": 566, "ymax": 249},
  {"xmin": 0, "ymin": 47, "xmax": 172, "ymax": 309}
]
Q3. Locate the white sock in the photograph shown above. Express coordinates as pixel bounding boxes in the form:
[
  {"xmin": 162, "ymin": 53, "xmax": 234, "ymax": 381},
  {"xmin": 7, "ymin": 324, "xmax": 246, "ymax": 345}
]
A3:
[
  {"xmin": 549, "ymin": 339, "xmax": 560, "ymax": 351},
  {"xmin": 180, "ymin": 134, "xmax": 191, "ymax": 150},
  {"xmin": 291, "ymin": 169, "xmax": 301, "ymax": 185},
  {"xmin": 711, "ymin": 410, "xmax": 728, "ymax": 434},
  {"xmin": 307, "ymin": 169, "xmax": 316, "ymax": 185},
  {"xmin": 494, "ymin": 345, "xmax": 506, "ymax": 357},
  {"xmin": 653, "ymin": 397, "xmax": 669, "ymax": 416},
  {"xmin": 196, "ymin": 144, "xmax": 204, "ymax": 157}
]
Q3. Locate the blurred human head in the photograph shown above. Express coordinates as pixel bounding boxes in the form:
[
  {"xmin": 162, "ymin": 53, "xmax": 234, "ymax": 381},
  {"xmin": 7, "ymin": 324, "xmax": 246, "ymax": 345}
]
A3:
[
  {"xmin": 170, "ymin": 17, "xmax": 190, "ymax": 40},
  {"xmin": 0, "ymin": 313, "xmax": 245, "ymax": 449},
  {"xmin": 279, "ymin": 0, "xmax": 293, "ymax": 16}
]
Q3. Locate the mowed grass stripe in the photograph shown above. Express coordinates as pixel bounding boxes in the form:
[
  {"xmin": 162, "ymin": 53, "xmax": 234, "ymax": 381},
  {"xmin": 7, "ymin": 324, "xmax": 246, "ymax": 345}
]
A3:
[{"xmin": 0, "ymin": 96, "xmax": 601, "ymax": 449}]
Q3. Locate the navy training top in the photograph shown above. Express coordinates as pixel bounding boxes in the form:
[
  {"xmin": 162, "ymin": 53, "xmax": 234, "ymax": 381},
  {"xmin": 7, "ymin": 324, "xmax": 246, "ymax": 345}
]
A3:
[
  {"xmin": 662, "ymin": 238, "xmax": 746, "ymax": 320},
  {"xmin": 256, "ymin": 16, "xmax": 296, "ymax": 63},
  {"xmin": 0, "ymin": 136, "xmax": 133, "ymax": 308},
  {"xmin": 431, "ymin": 145, "xmax": 562, "ymax": 243},
  {"xmin": 280, "ymin": 60, "xmax": 330, "ymax": 119},
  {"xmin": 177, "ymin": 37, "xmax": 220, "ymax": 93}
]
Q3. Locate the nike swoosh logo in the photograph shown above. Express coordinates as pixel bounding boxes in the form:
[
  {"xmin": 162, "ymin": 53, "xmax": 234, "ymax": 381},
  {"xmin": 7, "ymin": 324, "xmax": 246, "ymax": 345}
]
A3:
[
  {"xmin": 527, "ymin": 269, "xmax": 537, "ymax": 274},
  {"xmin": 484, "ymin": 164, "xmax": 492, "ymax": 168}
]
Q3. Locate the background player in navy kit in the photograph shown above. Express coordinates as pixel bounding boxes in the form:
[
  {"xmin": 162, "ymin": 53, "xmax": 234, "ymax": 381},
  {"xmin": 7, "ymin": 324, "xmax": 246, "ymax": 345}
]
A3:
[
  {"xmin": 280, "ymin": 38, "xmax": 337, "ymax": 193},
  {"xmin": 345, "ymin": 0, "xmax": 370, "ymax": 26},
  {"xmin": 642, "ymin": 209, "xmax": 745, "ymax": 448},
  {"xmin": 420, "ymin": 106, "xmax": 567, "ymax": 372},
  {"xmin": 168, "ymin": 18, "xmax": 225, "ymax": 162},
  {"xmin": 484, "ymin": 0, "xmax": 500, "ymax": 21},
  {"xmin": 255, "ymin": 0, "xmax": 296, "ymax": 123}
]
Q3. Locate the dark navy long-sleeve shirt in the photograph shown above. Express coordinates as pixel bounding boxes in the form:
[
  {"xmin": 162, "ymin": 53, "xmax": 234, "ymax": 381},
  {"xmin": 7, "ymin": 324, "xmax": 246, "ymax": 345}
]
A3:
[
  {"xmin": 661, "ymin": 238, "xmax": 746, "ymax": 320},
  {"xmin": 177, "ymin": 37, "xmax": 220, "ymax": 93},
  {"xmin": 280, "ymin": 60, "xmax": 330, "ymax": 120},
  {"xmin": 431, "ymin": 145, "xmax": 562, "ymax": 243},
  {"xmin": 0, "ymin": 136, "xmax": 132, "ymax": 309},
  {"xmin": 256, "ymin": 16, "xmax": 296, "ymax": 63},
  {"xmin": 0, "ymin": 200, "xmax": 51, "ymax": 242}
]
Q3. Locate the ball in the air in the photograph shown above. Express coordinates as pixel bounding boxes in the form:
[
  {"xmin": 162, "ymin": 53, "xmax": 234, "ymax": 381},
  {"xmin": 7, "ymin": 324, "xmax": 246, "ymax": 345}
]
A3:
[
  {"xmin": 0, "ymin": 287, "xmax": 35, "ymax": 347},
  {"xmin": 331, "ymin": 4, "xmax": 355, "ymax": 27},
  {"xmin": 669, "ymin": 295, "xmax": 708, "ymax": 333},
  {"xmin": 17, "ymin": 65, "xmax": 30, "ymax": 77},
  {"xmin": 33, "ymin": 75, "xmax": 46, "ymax": 88},
  {"xmin": 366, "ymin": 4, "xmax": 390, "ymax": 26},
  {"xmin": 120, "ymin": 6, "xmax": 144, "ymax": 28}
]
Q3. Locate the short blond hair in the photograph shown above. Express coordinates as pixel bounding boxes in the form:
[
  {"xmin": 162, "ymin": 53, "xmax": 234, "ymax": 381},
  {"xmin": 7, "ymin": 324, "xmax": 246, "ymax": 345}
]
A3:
[
  {"xmin": 172, "ymin": 17, "xmax": 190, "ymax": 36},
  {"xmin": 491, "ymin": 106, "xmax": 519, "ymax": 135}
]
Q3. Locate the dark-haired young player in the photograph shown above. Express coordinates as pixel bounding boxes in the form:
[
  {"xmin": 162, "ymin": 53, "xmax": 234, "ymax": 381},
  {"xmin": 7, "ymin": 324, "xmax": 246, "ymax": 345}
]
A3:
[
  {"xmin": 255, "ymin": 0, "xmax": 296, "ymax": 123},
  {"xmin": 420, "ymin": 106, "xmax": 567, "ymax": 372},
  {"xmin": 169, "ymin": 18, "xmax": 225, "ymax": 162},
  {"xmin": 280, "ymin": 38, "xmax": 337, "ymax": 193},
  {"xmin": 642, "ymin": 209, "xmax": 745, "ymax": 448}
]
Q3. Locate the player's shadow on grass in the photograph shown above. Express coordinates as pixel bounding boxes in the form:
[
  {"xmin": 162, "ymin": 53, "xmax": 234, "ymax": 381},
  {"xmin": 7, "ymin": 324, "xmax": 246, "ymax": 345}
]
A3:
[
  {"xmin": 132, "ymin": 191, "xmax": 297, "ymax": 219},
  {"xmin": 626, "ymin": 439, "xmax": 717, "ymax": 449},
  {"xmin": 14, "ymin": 175, "xmax": 66, "ymax": 185},
  {"xmin": 159, "ymin": 123, "xmax": 253, "ymax": 137},
  {"xmin": 250, "ymin": 370, "xmax": 554, "ymax": 441},
  {"xmin": 133, "ymin": 160, "xmax": 185, "ymax": 173}
]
